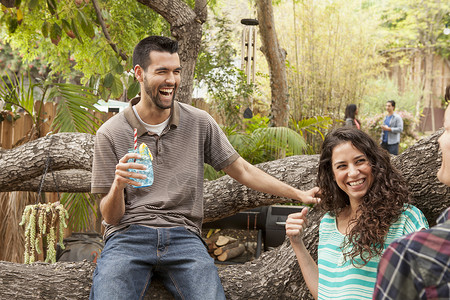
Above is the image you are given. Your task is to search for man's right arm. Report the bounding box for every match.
[99,152,147,225]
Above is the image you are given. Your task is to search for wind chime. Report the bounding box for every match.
[240,18,259,118]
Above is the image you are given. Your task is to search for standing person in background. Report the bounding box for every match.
[344,104,361,129]
[373,103,450,300]
[380,100,403,155]
[285,127,428,300]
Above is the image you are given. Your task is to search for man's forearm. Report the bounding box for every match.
[224,157,316,204]
[100,182,126,225]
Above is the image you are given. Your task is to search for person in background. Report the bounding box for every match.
[372,104,450,300]
[344,104,361,129]
[381,100,403,155]
[285,127,428,300]
[90,36,320,300]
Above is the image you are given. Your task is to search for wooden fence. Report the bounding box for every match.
[0,99,217,150]
[0,101,117,150]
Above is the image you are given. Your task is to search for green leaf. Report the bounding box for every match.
[110,76,123,99]
[87,75,97,89]
[103,73,114,88]
[7,16,18,33]
[108,56,118,71]
[61,19,75,39]
[41,21,50,38]
[125,56,134,72]
[0,71,36,121]
[114,63,123,75]
[50,22,62,45]
[28,0,38,10]
[127,81,140,99]
[71,18,83,44]
[46,0,56,15]
[77,10,95,39]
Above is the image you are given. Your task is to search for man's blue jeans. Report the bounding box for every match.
[90,225,226,300]
[381,142,399,155]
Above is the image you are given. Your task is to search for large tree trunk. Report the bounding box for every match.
[137,0,207,105]
[256,0,289,127]
[0,130,448,299]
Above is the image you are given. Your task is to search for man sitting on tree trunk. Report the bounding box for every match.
[89,36,319,300]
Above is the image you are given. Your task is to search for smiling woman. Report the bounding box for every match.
[331,142,373,209]
[285,127,429,300]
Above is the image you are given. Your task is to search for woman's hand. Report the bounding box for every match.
[285,207,309,245]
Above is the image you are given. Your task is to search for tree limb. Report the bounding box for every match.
[91,0,128,61]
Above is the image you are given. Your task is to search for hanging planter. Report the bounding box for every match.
[19,202,68,264]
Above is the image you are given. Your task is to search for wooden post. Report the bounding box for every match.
[1,120,13,149]
[0,120,3,148]
[42,102,55,136]
[34,101,45,138]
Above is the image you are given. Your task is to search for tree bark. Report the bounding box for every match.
[256,0,289,127]
[136,0,207,105]
[0,130,449,299]
[0,133,94,193]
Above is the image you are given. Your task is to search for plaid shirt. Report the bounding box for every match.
[373,207,450,300]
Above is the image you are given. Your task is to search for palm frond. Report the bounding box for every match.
[290,115,333,139]
[60,193,98,232]
[0,72,37,120]
[49,83,101,134]
[253,127,308,158]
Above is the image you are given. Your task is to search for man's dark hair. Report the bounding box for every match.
[133,36,179,71]
[387,100,396,108]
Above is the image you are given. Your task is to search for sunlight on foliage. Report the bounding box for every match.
[60,193,99,232]
[0,72,36,118]
[49,83,101,134]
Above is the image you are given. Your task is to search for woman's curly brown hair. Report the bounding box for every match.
[317,127,410,266]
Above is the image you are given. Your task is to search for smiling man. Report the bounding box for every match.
[89,36,320,300]
[380,100,403,155]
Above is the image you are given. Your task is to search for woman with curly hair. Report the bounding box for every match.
[285,127,428,300]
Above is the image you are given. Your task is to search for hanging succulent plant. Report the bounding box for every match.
[19,202,68,264]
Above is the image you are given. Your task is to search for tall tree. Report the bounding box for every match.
[256,0,289,127]
[0,0,208,104]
